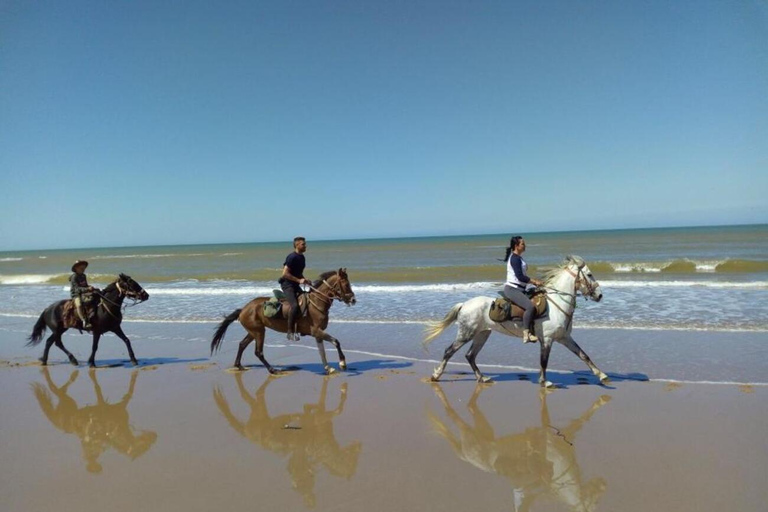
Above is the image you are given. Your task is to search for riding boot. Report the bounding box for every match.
[523,329,538,343]
[286,308,297,341]
[77,306,90,330]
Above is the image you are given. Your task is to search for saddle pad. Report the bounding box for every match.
[489,293,548,323]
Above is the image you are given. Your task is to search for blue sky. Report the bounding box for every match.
[1,0,766,250]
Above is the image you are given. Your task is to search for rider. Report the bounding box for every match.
[501,236,544,344]
[279,237,310,341]
[69,260,96,329]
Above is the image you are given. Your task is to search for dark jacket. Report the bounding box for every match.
[69,273,90,298]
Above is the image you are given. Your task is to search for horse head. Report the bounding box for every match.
[118,273,150,302]
[336,268,356,305]
[566,256,602,302]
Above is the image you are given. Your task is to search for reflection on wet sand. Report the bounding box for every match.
[32,367,157,473]
[428,385,610,512]
[213,373,361,509]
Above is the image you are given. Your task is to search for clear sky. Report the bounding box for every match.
[1,0,766,250]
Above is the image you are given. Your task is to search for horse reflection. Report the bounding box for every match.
[213,374,361,508]
[428,385,610,512]
[32,367,157,473]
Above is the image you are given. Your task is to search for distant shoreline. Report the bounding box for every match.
[2,222,766,254]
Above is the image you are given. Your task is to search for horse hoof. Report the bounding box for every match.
[325,367,336,375]
[430,375,441,382]
[540,380,555,388]
[70,359,79,367]
[478,376,493,384]
[600,375,611,385]
[130,360,139,367]
[339,361,347,371]
[234,365,246,372]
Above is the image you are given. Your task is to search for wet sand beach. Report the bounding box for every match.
[1,319,767,512]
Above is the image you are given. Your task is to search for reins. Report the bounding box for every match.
[541,264,594,331]
[95,280,147,319]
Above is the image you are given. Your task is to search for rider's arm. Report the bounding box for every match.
[282,266,306,284]
[509,256,531,284]
[70,274,91,294]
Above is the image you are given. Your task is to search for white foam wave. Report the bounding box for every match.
[600,280,768,289]
[219,253,244,257]
[146,286,276,296]
[91,253,207,260]
[0,274,61,285]
[612,264,663,273]
[0,257,23,262]
[354,282,497,293]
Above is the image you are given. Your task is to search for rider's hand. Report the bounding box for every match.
[300,278,309,285]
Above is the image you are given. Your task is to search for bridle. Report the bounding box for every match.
[97,279,148,319]
[564,264,598,299]
[544,262,599,330]
[306,276,354,311]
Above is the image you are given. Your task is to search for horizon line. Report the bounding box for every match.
[2,221,766,253]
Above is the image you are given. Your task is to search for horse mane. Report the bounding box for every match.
[313,271,338,288]
[541,255,585,285]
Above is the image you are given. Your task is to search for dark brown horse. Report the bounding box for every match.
[27,274,149,367]
[210,269,356,374]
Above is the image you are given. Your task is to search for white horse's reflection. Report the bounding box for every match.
[428,385,610,512]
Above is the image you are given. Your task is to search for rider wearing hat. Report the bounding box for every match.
[70,260,96,329]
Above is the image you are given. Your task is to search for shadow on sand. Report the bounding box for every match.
[436,369,649,388]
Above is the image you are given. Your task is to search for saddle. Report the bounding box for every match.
[489,290,548,323]
[61,299,92,331]
[263,289,309,319]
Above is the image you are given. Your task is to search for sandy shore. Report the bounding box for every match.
[1,318,766,512]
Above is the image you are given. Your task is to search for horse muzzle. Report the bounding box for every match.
[140,290,150,301]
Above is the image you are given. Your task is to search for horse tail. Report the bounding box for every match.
[211,309,242,355]
[26,312,48,346]
[422,303,463,348]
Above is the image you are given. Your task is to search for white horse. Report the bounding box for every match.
[424,255,610,387]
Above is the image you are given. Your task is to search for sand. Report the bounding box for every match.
[1,318,766,512]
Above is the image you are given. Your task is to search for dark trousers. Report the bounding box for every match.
[503,284,535,330]
[281,281,301,332]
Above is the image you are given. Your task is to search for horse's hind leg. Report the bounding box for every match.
[54,336,79,366]
[233,334,254,371]
[466,330,492,383]
[431,329,472,382]
[251,328,277,374]
[561,335,610,384]
[39,333,57,365]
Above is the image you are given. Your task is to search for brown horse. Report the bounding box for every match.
[210,268,356,374]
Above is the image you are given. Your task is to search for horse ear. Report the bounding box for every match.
[338,267,343,275]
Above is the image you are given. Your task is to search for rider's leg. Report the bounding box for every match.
[74,297,90,329]
[503,285,537,343]
[282,282,299,340]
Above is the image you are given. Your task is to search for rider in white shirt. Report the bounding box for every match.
[501,236,543,343]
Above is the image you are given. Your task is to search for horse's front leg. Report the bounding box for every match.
[88,332,102,368]
[112,326,138,366]
[314,336,334,375]
[561,335,610,384]
[539,338,554,388]
[315,330,347,371]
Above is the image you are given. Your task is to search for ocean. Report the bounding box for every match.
[1,224,767,332]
